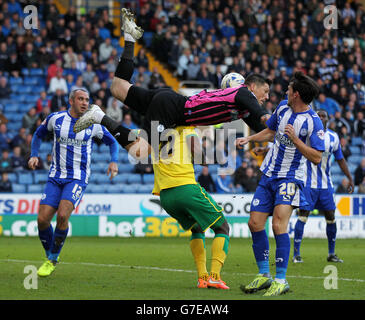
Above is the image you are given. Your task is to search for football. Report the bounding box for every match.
[220,72,245,89]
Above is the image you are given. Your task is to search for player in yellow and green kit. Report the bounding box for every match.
[152,126,230,289]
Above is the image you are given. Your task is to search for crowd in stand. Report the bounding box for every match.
[0,0,364,194]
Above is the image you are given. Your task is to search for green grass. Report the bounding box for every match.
[0,237,364,300]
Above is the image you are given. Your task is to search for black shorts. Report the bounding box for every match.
[124,86,187,142]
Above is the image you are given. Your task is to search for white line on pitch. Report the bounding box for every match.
[1,259,364,283]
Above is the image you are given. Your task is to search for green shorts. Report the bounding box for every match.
[160,184,225,232]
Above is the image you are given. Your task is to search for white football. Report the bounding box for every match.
[220,72,245,89]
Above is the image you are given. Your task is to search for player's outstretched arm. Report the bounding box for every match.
[236,128,275,149]
[107,162,119,180]
[337,158,354,193]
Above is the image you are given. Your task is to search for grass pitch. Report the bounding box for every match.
[0,237,364,300]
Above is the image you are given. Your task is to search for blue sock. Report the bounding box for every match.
[48,227,69,262]
[251,230,270,275]
[293,220,306,256]
[38,225,54,258]
[326,222,337,255]
[275,233,290,280]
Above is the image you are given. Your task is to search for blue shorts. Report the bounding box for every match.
[301,187,336,211]
[250,175,308,214]
[40,177,87,209]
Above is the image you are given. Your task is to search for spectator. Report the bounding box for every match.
[215,173,234,194]
[36,91,51,113]
[336,178,350,194]
[233,160,249,189]
[99,37,113,63]
[0,76,11,99]
[48,70,68,94]
[0,124,12,152]
[106,98,123,123]
[339,137,352,161]
[50,88,67,113]
[354,112,365,138]
[0,104,8,125]
[89,75,101,94]
[46,59,63,85]
[95,63,109,83]
[241,167,259,192]
[43,153,52,171]
[0,172,12,192]
[149,67,165,89]
[121,113,138,130]
[22,107,38,133]
[177,48,193,79]
[187,55,201,80]
[0,149,12,173]
[197,166,216,193]
[63,46,78,69]
[358,177,365,194]
[21,42,38,68]
[10,127,26,149]
[314,93,341,118]
[82,63,96,88]
[135,47,149,69]
[6,51,21,77]
[354,158,365,186]
[11,145,25,171]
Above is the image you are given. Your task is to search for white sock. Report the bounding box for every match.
[274,278,286,284]
[124,32,135,42]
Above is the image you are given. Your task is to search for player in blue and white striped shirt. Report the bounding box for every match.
[236,72,325,296]
[293,109,354,264]
[28,89,119,277]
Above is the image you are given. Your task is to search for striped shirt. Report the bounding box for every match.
[183,85,267,132]
[32,110,118,184]
[261,100,325,181]
[304,129,343,189]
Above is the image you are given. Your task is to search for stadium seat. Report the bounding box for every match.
[121,184,138,193]
[12,183,26,193]
[349,146,360,155]
[21,68,30,76]
[142,174,155,184]
[137,184,153,193]
[24,77,39,86]
[17,172,33,184]
[27,185,43,193]
[92,162,106,173]
[7,172,17,183]
[9,77,23,85]
[120,153,130,163]
[39,143,52,152]
[111,173,129,184]
[5,103,19,112]
[94,173,110,184]
[33,171,48,184]
[119,163,135,173]
[29,68,44,76]
[351,137,363,146]
[127,174,142,184]
[92,153,106,163]
[105,184,123,193]
[87,184,106,193]
[348,155,363,164]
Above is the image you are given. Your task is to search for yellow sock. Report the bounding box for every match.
[210,234,229,280]
[190,237,208,279]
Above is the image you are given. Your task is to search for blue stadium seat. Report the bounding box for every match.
[5,103,19,112]
[94,173,110,184]
[9,77,23,85]
[105,184,123,193]
[7,121,21,131]
[348,155,363,164]
[120,153,130,163]
[12,183,26,193]
[18,172,33,184]
[92,162,106,173]
[27,185,43,193]
[127,174,142,184]
[99,144,110,153]
[88,184,106,193]
[39,143,52,152]
[349,146,360,155]
[21,68,30,76]
[33,171,48,184]
[111,173,129,184]
[29,68,44,76]
[121,184,138,193]
[24,77,39,86]
[8,172,17,183]
[351,137,363,146]
[119,163,134,173]
[142,174,155,184]
[92,153,106,163]
[137,184,153,193]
